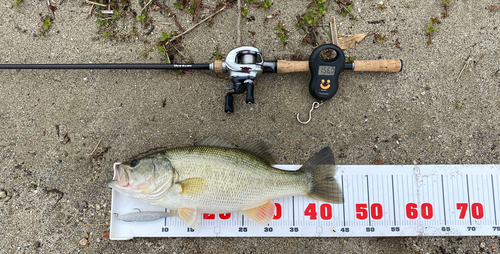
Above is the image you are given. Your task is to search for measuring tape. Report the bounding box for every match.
[109,164,500,239]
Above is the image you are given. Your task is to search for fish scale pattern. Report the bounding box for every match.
[155,146,309,213]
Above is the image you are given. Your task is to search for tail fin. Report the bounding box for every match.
[299,147,343,204]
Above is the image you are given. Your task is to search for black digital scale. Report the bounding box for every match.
[308,44,345,101]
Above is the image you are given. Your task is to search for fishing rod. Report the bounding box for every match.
[0,44,402,113]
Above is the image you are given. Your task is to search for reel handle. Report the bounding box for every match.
[245,80,255,104]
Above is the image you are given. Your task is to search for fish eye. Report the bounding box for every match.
[130,159,139,167]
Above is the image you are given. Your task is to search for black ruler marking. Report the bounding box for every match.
[492,174,498,225]
[391,175,396,226]
[341,175,345,227]
[164,208,168,226]
[292,196,295,227]
[441,175,447,225]
[367,175,371,226]
[466,174,472,225]
[242,215,244,227]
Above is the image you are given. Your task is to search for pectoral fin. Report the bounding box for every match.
[242,201,275,226]
[178,208,201,229]
[177,178,207,196]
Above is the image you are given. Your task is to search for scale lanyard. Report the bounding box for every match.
[109,164,500,239]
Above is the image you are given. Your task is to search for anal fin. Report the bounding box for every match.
[178,208,201,229]
[242,201,275,226]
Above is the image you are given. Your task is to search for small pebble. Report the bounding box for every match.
[0,190,6,199]
[480,242,486,248]
[79,238,88,246]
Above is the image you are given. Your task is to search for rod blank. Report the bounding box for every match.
[0,64,211,70]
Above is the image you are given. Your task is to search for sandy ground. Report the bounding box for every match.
[1,0,500,253]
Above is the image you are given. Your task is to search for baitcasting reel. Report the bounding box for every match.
[209,46,274,113]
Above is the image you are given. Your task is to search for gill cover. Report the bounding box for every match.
[109,155,176,204]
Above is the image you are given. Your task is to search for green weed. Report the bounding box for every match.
[41,15,51,30]
[157,44,166,54]
[296,0,329,27]
[442,0,452,17]
[38,15,53,35]
[373,33,385,43]
[245,0,273,10]
[425,18,440,45]
[274,21,289,47]
[186,1,197,14]
[346,56,356,62]
[261,0,273,10]
[11,0,22,6]
[173,2,184,9]
[160,31,172,42]
[136,11,146,21]
[342,4,353,16]
[96,0,129,25]
[174,0,196,14]
[213,51,221,60]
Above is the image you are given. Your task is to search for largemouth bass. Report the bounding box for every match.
[108,137,343,228]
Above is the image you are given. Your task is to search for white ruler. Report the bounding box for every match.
[109,164,500,239]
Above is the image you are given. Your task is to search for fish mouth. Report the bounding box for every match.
[108,163,132,188]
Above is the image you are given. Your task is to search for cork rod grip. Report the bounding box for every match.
[353,59,403,72]
[277,60,309,73]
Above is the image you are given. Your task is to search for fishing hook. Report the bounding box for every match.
[297,102,321,124]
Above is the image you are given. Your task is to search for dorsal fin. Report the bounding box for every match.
[239,140,277,165]
[195,136,236,148]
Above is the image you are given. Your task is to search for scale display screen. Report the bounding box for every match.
[318,65,336,76]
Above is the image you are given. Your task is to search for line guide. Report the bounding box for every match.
[109,164,500,239]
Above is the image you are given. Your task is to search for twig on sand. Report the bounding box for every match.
[85,0,107,7]
[339,3,356,19]
[47,0,55,20]
[91,139,102,156]
[195,0,202,23]
[165,6,227,47]
[155,3,185,32]
[237,0,241,46]
[143,5,227,55]
[456,54,472,82]
[330,16,338,45]
[140,0,153,14]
